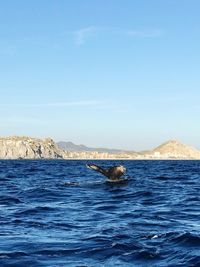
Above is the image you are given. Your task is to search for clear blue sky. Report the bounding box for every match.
[1,0,200,150]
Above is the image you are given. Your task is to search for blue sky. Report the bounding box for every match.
[1,0,200,150]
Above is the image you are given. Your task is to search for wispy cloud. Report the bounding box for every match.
[0,117,47,124]
[123,29,163,38]
[1,100,103,108]
[72,26,163,46]
[32,100,102,108]
[74,26,97,46]
[0,45,17,56]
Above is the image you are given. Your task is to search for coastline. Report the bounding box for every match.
[1,136,200,160]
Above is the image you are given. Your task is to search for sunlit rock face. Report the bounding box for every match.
[143,140,200,159]
[0,137,200,160]
[0,136,65,159]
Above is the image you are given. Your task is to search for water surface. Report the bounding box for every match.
[0,160,200,266]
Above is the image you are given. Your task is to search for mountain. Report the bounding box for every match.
[1,136,200,160]
[141,140,200,159]
[0,136,65,159]
[57,141,127,154]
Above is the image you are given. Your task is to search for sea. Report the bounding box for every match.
[0,160,200,267]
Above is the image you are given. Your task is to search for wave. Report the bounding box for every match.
[1,160,200,266]
[0,195,23,205]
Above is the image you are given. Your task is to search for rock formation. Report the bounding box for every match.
[0,136,200,160]
[140,140,200,159]
[0,136,65,159]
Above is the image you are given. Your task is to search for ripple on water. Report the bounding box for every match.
[1,160,200,267]
[0,195,23,205]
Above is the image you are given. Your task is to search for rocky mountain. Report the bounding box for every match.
[0,136,200,160]
[140,140,200,159]
[0,136,65,159]
[57,141,127,154]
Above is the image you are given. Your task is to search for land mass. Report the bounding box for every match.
[1,136,200,160]
[57,141,129,154]
[0,136,65,159]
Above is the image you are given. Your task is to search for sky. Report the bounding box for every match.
[1,0,200,151]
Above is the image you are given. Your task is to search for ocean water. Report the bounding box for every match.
[0,160,200,267]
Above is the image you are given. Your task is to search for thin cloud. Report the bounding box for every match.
[37,100,101,107]
[124,29,163,37]
[0,117,47,124]
[74,26,97,46]
[1,100,102,108]
[0,45,17,56]
[72,26,163,45]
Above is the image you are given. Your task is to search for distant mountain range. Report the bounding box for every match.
[57,139,200,159]
[57,141,128,154]
[1,136,200,159]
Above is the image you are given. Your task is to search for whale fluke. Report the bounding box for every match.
[86,163,126,181]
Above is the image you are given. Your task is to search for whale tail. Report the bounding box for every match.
[86,163,108,177]
[86,163,126,180]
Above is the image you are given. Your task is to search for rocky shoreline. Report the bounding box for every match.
[0,136,200,160]
[0,136,65,159]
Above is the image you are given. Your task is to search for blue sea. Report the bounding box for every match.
[1,160,200,267]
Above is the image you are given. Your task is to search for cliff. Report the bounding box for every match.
[0,136,200,160]
[140,140,200,159]
[0,136,65,159]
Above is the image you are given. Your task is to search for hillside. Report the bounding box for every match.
[0,136,65,159]
[1,136,200,160]
[57,141,127,154]
[142,140,200,159]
